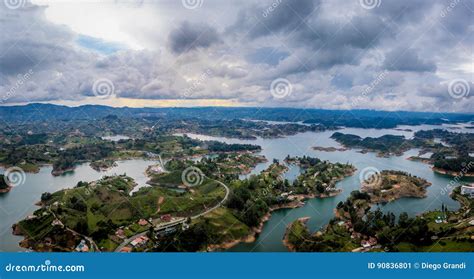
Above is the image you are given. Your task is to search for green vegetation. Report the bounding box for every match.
[332,130,474,176]
[285,184,474,252]
[330,132,416,157]
[15,175,226,251]
[152,207,251,252]
[286,156,355,197]
[0,175,10,192]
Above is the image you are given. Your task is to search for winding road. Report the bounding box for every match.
[114,177,230,252]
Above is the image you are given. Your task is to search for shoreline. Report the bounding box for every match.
[208,200,305,251]
[0,163,42,174]
[282,217,310,252]
[0,186,13,193]
[312,146,348,152]
[432,167,474,177]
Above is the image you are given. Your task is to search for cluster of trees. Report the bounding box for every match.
[0,175,8,190]
[331,132,411,153]
[1,145,54,167]
[151,220,218,252]
[433,156,474,172]
[205,141,261,152]
[340,191,433,248]
[227,182,270,227]
[287,155,321,167]
[289,156,354,195]
[53,143,115,172]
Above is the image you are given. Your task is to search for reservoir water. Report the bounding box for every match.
[0,159,158,252]
[0,125,472,252]
[179,125,474,252]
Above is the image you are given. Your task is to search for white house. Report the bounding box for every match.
[460,184,474,198]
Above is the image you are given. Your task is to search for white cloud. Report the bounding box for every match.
[0,0,472,112]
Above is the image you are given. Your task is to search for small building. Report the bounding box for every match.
[119,247,132,253]
[51,219,63,227]
[361,240,371,248]
[115,228,126,239]
[160,214,172,222]
[368,237,377,246]
[460,184,474,198]
[75,240,89,252]
[138,219,148,226]
[130,236,149,247]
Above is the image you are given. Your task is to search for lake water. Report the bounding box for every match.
[0,159,158,252]
[0,125,472,252]
[179,125,474,252]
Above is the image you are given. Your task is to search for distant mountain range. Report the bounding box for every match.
[0,103,472,128]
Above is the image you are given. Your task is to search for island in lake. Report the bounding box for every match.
[361,170,432,204]
[0,174,12,193]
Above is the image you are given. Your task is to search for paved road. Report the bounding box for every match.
[191,179,230,220]
[114,178,229,252]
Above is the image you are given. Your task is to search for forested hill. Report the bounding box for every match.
[0,103,473,128]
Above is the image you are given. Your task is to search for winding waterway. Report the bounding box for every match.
[179,124,474,252]
[0,124,472,252]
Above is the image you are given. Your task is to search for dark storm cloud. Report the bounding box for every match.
[229,0,391,70]
[384,48,437,72]
[168,21,220,54]
[0,4,75,76]
[242,0,319,38]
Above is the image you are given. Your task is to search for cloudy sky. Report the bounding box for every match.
[0,0,472,112]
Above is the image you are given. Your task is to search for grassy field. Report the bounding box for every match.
[199,207,251,243]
